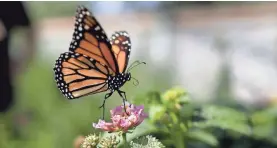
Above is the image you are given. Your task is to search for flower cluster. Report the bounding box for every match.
[98,135,119,148]
[80,134,119,148]
[161,86,190,112]
[129,135,165,148]
[93,102,147,133]
[81,134,99,148]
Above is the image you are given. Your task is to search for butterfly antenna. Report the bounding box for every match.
[127,61,146,72]
[131,77,139,86]
[127,60,140,71]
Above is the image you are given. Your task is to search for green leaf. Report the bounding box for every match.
[201,105,248,122]
[250,107,277,141]
[180,95,191,104]
[169,112,178,124]
[193,105,251,136]
[188,130,218,146]
[149,105,166,123]
[251,107,277,125]
[193,120,251,136]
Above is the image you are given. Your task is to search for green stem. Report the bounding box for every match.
[175,130,185,148]
[122,132,128,148]
[174,119,186,148]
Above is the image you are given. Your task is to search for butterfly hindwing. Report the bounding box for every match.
[54,51,110,99]
[110,31,131,73]
[69,6,119,74]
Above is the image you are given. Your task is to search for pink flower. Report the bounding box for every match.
[93,102,148,133]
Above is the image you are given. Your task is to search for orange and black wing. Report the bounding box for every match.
[53,52,112,99]
[110,31,131,73]
[69,6,119,74]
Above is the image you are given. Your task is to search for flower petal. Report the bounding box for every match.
[93,103,148,133]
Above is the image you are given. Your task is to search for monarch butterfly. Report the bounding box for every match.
[53,6,145,118]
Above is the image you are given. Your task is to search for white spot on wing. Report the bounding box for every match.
[95,26,100,31]
[78,26,82,31]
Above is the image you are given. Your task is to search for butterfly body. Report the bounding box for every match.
[107,73,131,92]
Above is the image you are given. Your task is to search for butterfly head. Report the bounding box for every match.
[126,72,131,81]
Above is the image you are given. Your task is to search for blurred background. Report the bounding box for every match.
[1,1,277,148]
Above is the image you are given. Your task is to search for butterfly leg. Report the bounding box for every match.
[117,90,129,115]
[118,90,127,101]
[99,92,113,120]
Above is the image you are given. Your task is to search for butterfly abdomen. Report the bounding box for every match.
[107,73,131,92]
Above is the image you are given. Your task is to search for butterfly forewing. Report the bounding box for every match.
[54,52,109,99]
[69,6,119,74]
[110,31,131,73]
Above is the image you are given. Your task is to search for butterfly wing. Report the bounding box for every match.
[110,31,131,73]
[54,52,113,99]
[69,6,119,74]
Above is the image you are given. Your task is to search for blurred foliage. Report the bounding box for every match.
[251,107,277,144]
[24,2,267,22]
[26,2,84,21]
[131,87,277,148]
[212,35,234,106]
